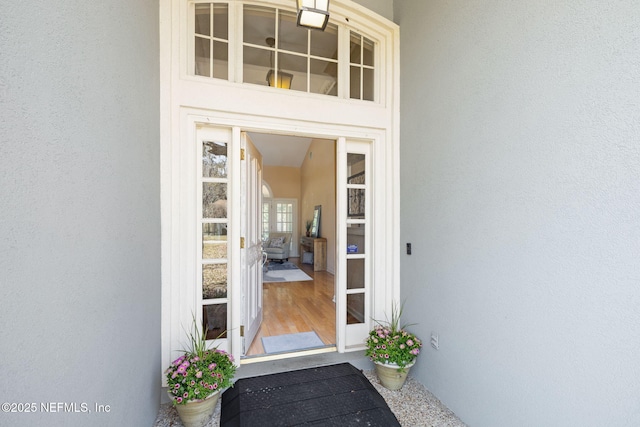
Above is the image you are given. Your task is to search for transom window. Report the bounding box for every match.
[191,1,377,101]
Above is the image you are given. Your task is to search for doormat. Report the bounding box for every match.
[220,363,401,427]
[261,331,324,354]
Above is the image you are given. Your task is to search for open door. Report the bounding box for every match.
[241,132,264,354]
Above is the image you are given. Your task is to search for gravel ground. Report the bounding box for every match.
[154,370,466,427]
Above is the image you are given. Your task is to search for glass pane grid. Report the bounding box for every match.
[193,4,379,101]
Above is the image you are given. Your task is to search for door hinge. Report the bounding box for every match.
[240,325,245,337]
[240,148,245,160]
[240,237,245,248]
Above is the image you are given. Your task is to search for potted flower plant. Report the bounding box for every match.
[365,302,422,390]
[165,316,236,427]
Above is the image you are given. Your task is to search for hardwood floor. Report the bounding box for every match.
[244,257,336,357]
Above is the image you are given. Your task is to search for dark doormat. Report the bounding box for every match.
[221,363,400,427]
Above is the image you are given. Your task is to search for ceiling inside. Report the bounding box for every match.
[248,132,313,167]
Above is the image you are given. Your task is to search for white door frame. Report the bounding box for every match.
[161,110,398,365]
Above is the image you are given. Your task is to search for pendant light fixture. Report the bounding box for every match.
[296,0,330,31]
[265,37,293,89]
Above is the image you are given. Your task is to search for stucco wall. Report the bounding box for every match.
[396,1,640,426]
[353,0,393,21]
[0,1,160,426]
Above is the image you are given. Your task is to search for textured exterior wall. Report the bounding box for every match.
[353,0,393,21]
[0,1,160,426]
[395,1,640,425]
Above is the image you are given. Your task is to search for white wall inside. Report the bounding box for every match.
[395,1,640,426]
[0,1,161,425]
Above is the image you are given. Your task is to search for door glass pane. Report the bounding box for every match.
[203,183,227,218]
[347,258,365,289]
[203,141,228,178]
[347,189,365,218]
[203,264,227,299]
[203,223,227,259]
[347,294,365,324]
[347,154,366,183]
[278,10,307,54]
[346,224,365,255]
[203,304,227,340]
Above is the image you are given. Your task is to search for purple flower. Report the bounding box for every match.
[176,397,183,404]
[213,383,218,389]
[174,383,180,389]
[400,344,406,349]
[196,371,203,378]
[183,392,189,398]
[209,363,217,370]
[407,339,414,346]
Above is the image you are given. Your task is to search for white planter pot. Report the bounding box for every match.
[168,391,220,427]
[373,361,415,391]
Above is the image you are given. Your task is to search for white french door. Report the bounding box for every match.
[336,138,372,350]
[240,132,264,354]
